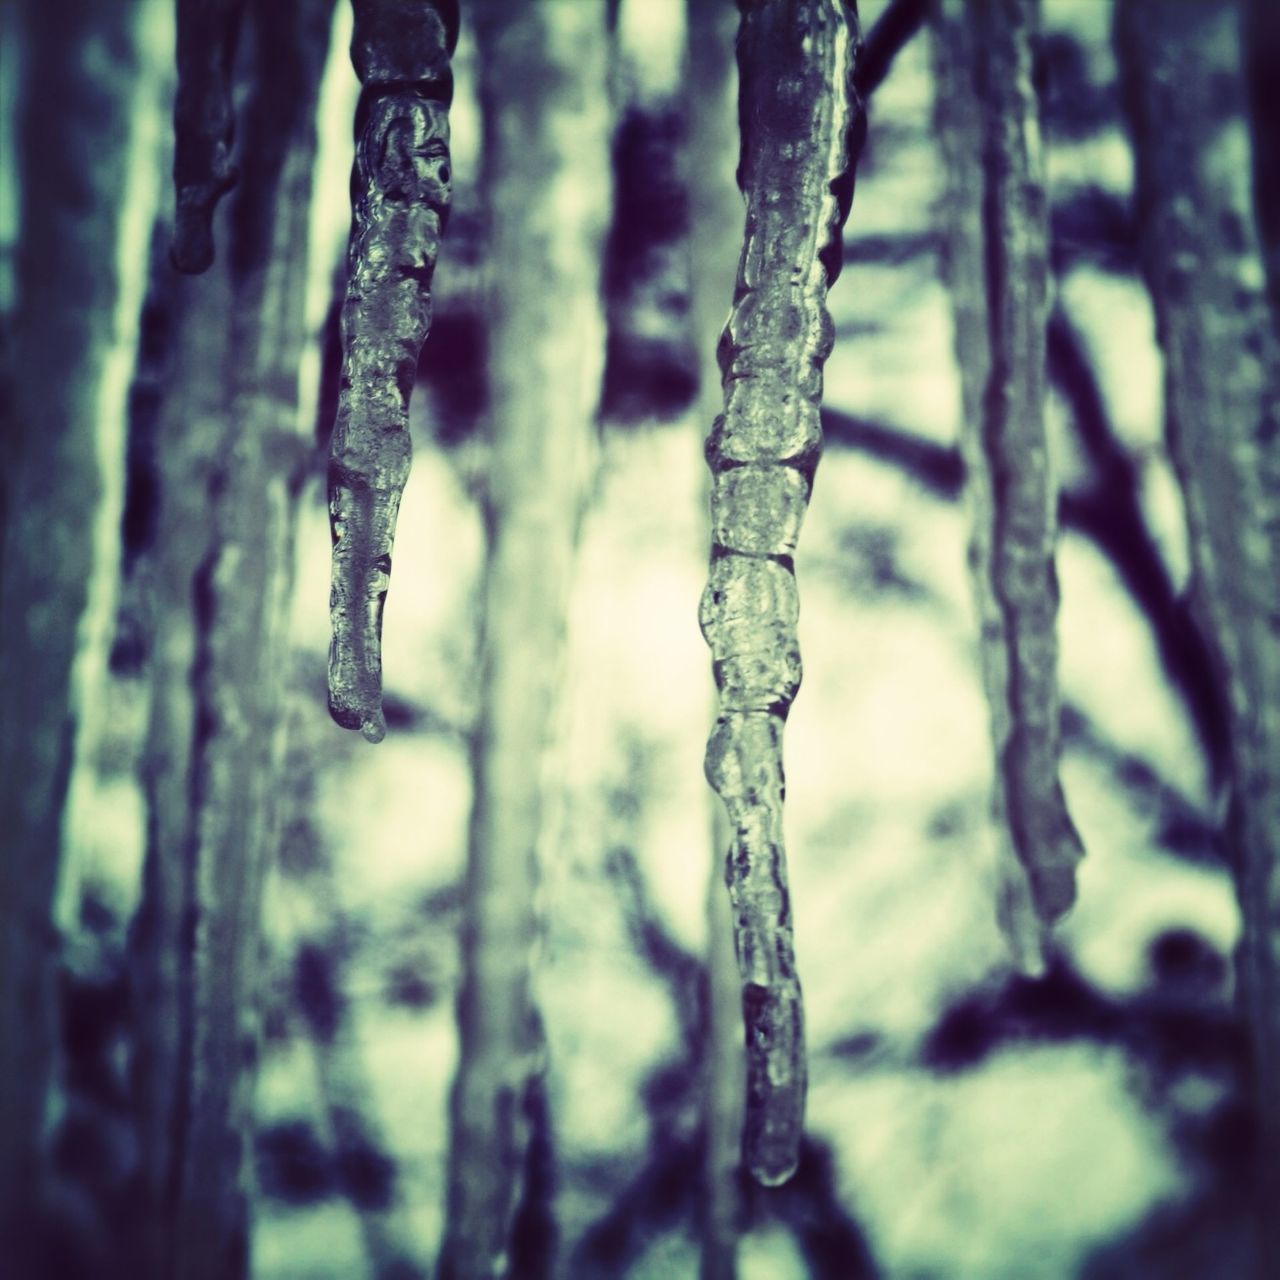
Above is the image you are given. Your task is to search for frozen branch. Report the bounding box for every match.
[699,0,864,1187]
[326,0,457,742]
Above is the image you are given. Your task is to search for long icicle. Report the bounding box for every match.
[933,0,1083,971]
[327,0,457,743]
[172,0,247,273]
[130,1,337,1271]
[699,0,863,1188]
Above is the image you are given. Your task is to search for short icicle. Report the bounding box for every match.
[699,0,864,1187]
[327,0,458,742]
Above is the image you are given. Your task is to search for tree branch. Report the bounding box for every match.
[854,0,929,100]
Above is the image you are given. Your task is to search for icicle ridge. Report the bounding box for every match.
[327,0,457,742]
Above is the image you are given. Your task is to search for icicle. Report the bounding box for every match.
[699,0,863,1188]
[933,0,1082,971]
[327,0,458,742]
[975,0,1084,946]
[172,0,246,273]
[131,2,338,1270]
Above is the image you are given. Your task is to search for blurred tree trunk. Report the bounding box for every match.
[440,4,610,1275]
[686,0,746,1274]
[0,0,152,1258]
[1115,2,1280,1273]
[932,0,1081,973]
[126,1,334,1273]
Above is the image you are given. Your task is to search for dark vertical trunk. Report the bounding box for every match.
[440,4,610,1275]
[932,0,1082,973]
[128,2,334,1273]
[1116,2,1280,1273]
[686,0,746,1272]
[0,0,147,1258]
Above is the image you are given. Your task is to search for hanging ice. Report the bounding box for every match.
[172,0,246,273]
[327,0,458,742]
[934,0,1084,969]
[699,0,863,1187]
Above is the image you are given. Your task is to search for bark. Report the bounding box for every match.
[686,0,746,1270]
[1115,2,1280,1271]
[327,0,458,743]
[932,0,1083,973]
[127,2,333,1274]
[439,4,610,1277]
[0,0,150,1255]
[699,0,863,1187]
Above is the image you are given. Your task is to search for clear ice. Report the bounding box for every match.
[327,0,458,741]
[699,0,863,1187]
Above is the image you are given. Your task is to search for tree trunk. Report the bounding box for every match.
[1115,2,1280,1273]
[127,2,334,1273]
[440,4,610,1275]
[0,0,152,1261]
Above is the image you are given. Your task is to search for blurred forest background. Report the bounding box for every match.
[2,0,1280,1276]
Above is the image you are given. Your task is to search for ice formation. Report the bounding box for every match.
[327,0,458,741]
[699,0,864,1187]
